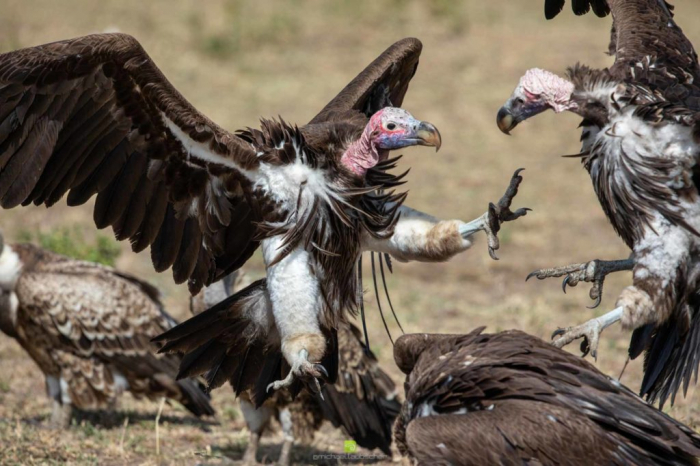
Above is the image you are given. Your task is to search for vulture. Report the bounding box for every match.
[393,328,700,466]
[496,0,700,406]
[191,272,400,466]
[0,232,214,426]
[0,33,528,402]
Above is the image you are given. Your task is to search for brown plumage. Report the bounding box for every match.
[394,328,700,466]
[0,33,440,399]
[498,0,700,407]
[0,238,214,426]
[190,273,400,465]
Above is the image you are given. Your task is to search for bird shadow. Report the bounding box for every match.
[20,408,218,431]
[211,442,390,465]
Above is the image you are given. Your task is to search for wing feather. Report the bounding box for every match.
[309,37,422,125]
[0,34,264,291]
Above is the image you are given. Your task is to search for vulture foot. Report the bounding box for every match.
[527,258,634,308]
[266,349,328,394]
[459,168,530,260]
[551,306,623,359]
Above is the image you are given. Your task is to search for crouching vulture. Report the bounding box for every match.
[191,272,400,465]
[394,328,700,466]
[0,34,528,403]
[0,232,214,426]
[496,0,700,406]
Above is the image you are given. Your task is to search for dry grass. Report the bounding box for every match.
[1,0,700,464]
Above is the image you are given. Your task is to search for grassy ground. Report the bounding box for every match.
[1,0,700,464]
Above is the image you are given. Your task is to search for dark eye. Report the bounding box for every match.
[386,123,396,130]
[515,97,524,105]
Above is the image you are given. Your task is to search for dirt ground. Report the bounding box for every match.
[1,0,700,464]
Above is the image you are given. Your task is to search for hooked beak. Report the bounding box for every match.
[415,121,442,152]
[497,105,518,135]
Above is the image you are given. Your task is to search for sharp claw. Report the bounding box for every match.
[562,276,570,294]
[551,328,566,340]
[314,364,329,380]
[489,247,499,261]
[513,168,525,176]
[587,295,602,309]
[526,271,538,282]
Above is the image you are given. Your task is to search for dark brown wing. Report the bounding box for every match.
[0,33,262,293]
[308,38,422,125]
[606,0,700,89]
[544,0,609,19]
[400,330,700,466]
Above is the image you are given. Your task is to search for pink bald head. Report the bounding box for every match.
[517,68,576,113]
[497,68,577,134]
[341,107,441,177]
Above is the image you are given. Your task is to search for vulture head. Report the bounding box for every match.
[341,107,441,176]
[497,68,576,134]
[394,333,461,375]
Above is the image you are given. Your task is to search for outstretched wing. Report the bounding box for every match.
[605,0,700,90]
[544,1,700,97]
[0,34,263,293]
[308,37,422,125]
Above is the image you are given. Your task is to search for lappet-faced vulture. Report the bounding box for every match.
[0,34,528,401]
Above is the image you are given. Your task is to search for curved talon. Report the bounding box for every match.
[562,276,569,294]
[551,327,566,340]
[314,364,329,380]
[587,295,602,309]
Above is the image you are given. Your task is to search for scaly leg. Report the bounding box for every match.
[50,400,72,428]
[527,257,635,308]
[551,306,623,359]
[266,349,329,394]
[459,168,530,260]
[277,407,294,466]
[242,431,262,466]
[239,398,274,466]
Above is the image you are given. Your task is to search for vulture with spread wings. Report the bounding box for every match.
[394,328,700,466]
[496,0,700,406]
[0,34,527,400]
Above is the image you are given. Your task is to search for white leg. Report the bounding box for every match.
[240,399,273,466]
[458,213,487,239]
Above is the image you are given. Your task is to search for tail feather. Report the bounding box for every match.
[176,378,216,417]
[154,279,282,404]
[316,323,401,455]
[638,294,700,408]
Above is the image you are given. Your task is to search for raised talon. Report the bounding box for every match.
[266,350,328,394]
[485,169,529,260]
[526,259,635,309]
[551,319,603,359]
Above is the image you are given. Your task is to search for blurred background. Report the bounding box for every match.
[1,0,699,464]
